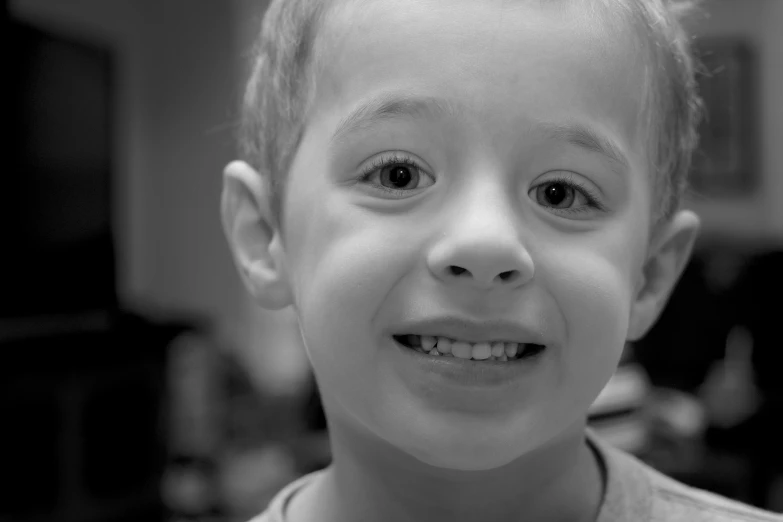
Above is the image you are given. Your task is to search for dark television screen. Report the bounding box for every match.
[4,20,117,317]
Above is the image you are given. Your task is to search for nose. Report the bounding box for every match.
[427,187,534,291]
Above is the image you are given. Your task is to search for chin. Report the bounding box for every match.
[397,429,528,471]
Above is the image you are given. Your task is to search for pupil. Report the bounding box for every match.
[545,184,566,205]
[388,166,412,187]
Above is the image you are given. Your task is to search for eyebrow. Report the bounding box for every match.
[329,93,631,171]
[330,92,465,145]
[537,120,630,172]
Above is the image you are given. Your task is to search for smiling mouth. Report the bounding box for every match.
[393,334,546,362]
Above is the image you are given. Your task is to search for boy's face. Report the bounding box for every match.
[226,0,698,470]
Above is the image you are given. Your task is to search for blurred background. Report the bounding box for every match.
[2,0,782,520]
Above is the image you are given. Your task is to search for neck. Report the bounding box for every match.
[299,406,605,522]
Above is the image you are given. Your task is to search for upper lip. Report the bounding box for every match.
[390,316,548,345]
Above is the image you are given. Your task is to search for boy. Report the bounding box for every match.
[221,0,781,520]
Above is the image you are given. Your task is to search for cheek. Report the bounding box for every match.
[283,189,420,400]
[287,196,405,320]
[542,245,636,403]
[556,253,633,337]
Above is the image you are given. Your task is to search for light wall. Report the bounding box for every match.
[684,0,783,242]
[10,0,311,396]
[10,1,246,341]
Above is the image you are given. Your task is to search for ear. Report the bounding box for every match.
[627,209,700,341]
[221,160,293,310]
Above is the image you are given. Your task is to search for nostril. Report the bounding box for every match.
[497,270,519,283]
[449,266,468,276]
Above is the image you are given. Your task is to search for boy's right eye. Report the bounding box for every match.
[358,152,435,196]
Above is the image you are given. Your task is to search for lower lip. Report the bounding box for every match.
[390,337,547,391]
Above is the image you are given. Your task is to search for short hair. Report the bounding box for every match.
[238,0,702,230]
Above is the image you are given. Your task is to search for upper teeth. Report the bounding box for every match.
[412,335,521,360]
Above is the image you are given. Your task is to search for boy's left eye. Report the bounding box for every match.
[358,153,434,195]
[529,174,605,215]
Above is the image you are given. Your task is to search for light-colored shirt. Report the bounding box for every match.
[248,432,781,521]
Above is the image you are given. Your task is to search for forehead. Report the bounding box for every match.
[310,0,647,155]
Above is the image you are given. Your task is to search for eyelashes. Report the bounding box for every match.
[359,153,423,180]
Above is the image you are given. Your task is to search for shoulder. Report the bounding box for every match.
[247,512,273,522]
[245,469,326,522]
[589,432,781,522]
[646,465,781,522]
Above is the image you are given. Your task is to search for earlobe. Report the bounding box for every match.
[627,210,700,341]
[221,160,293,310]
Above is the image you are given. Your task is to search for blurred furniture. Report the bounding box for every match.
[588,346,653,455]
[635,240,783,511]
[0,310,197,522]
[691,38,757,196]
[709,248,783,509]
